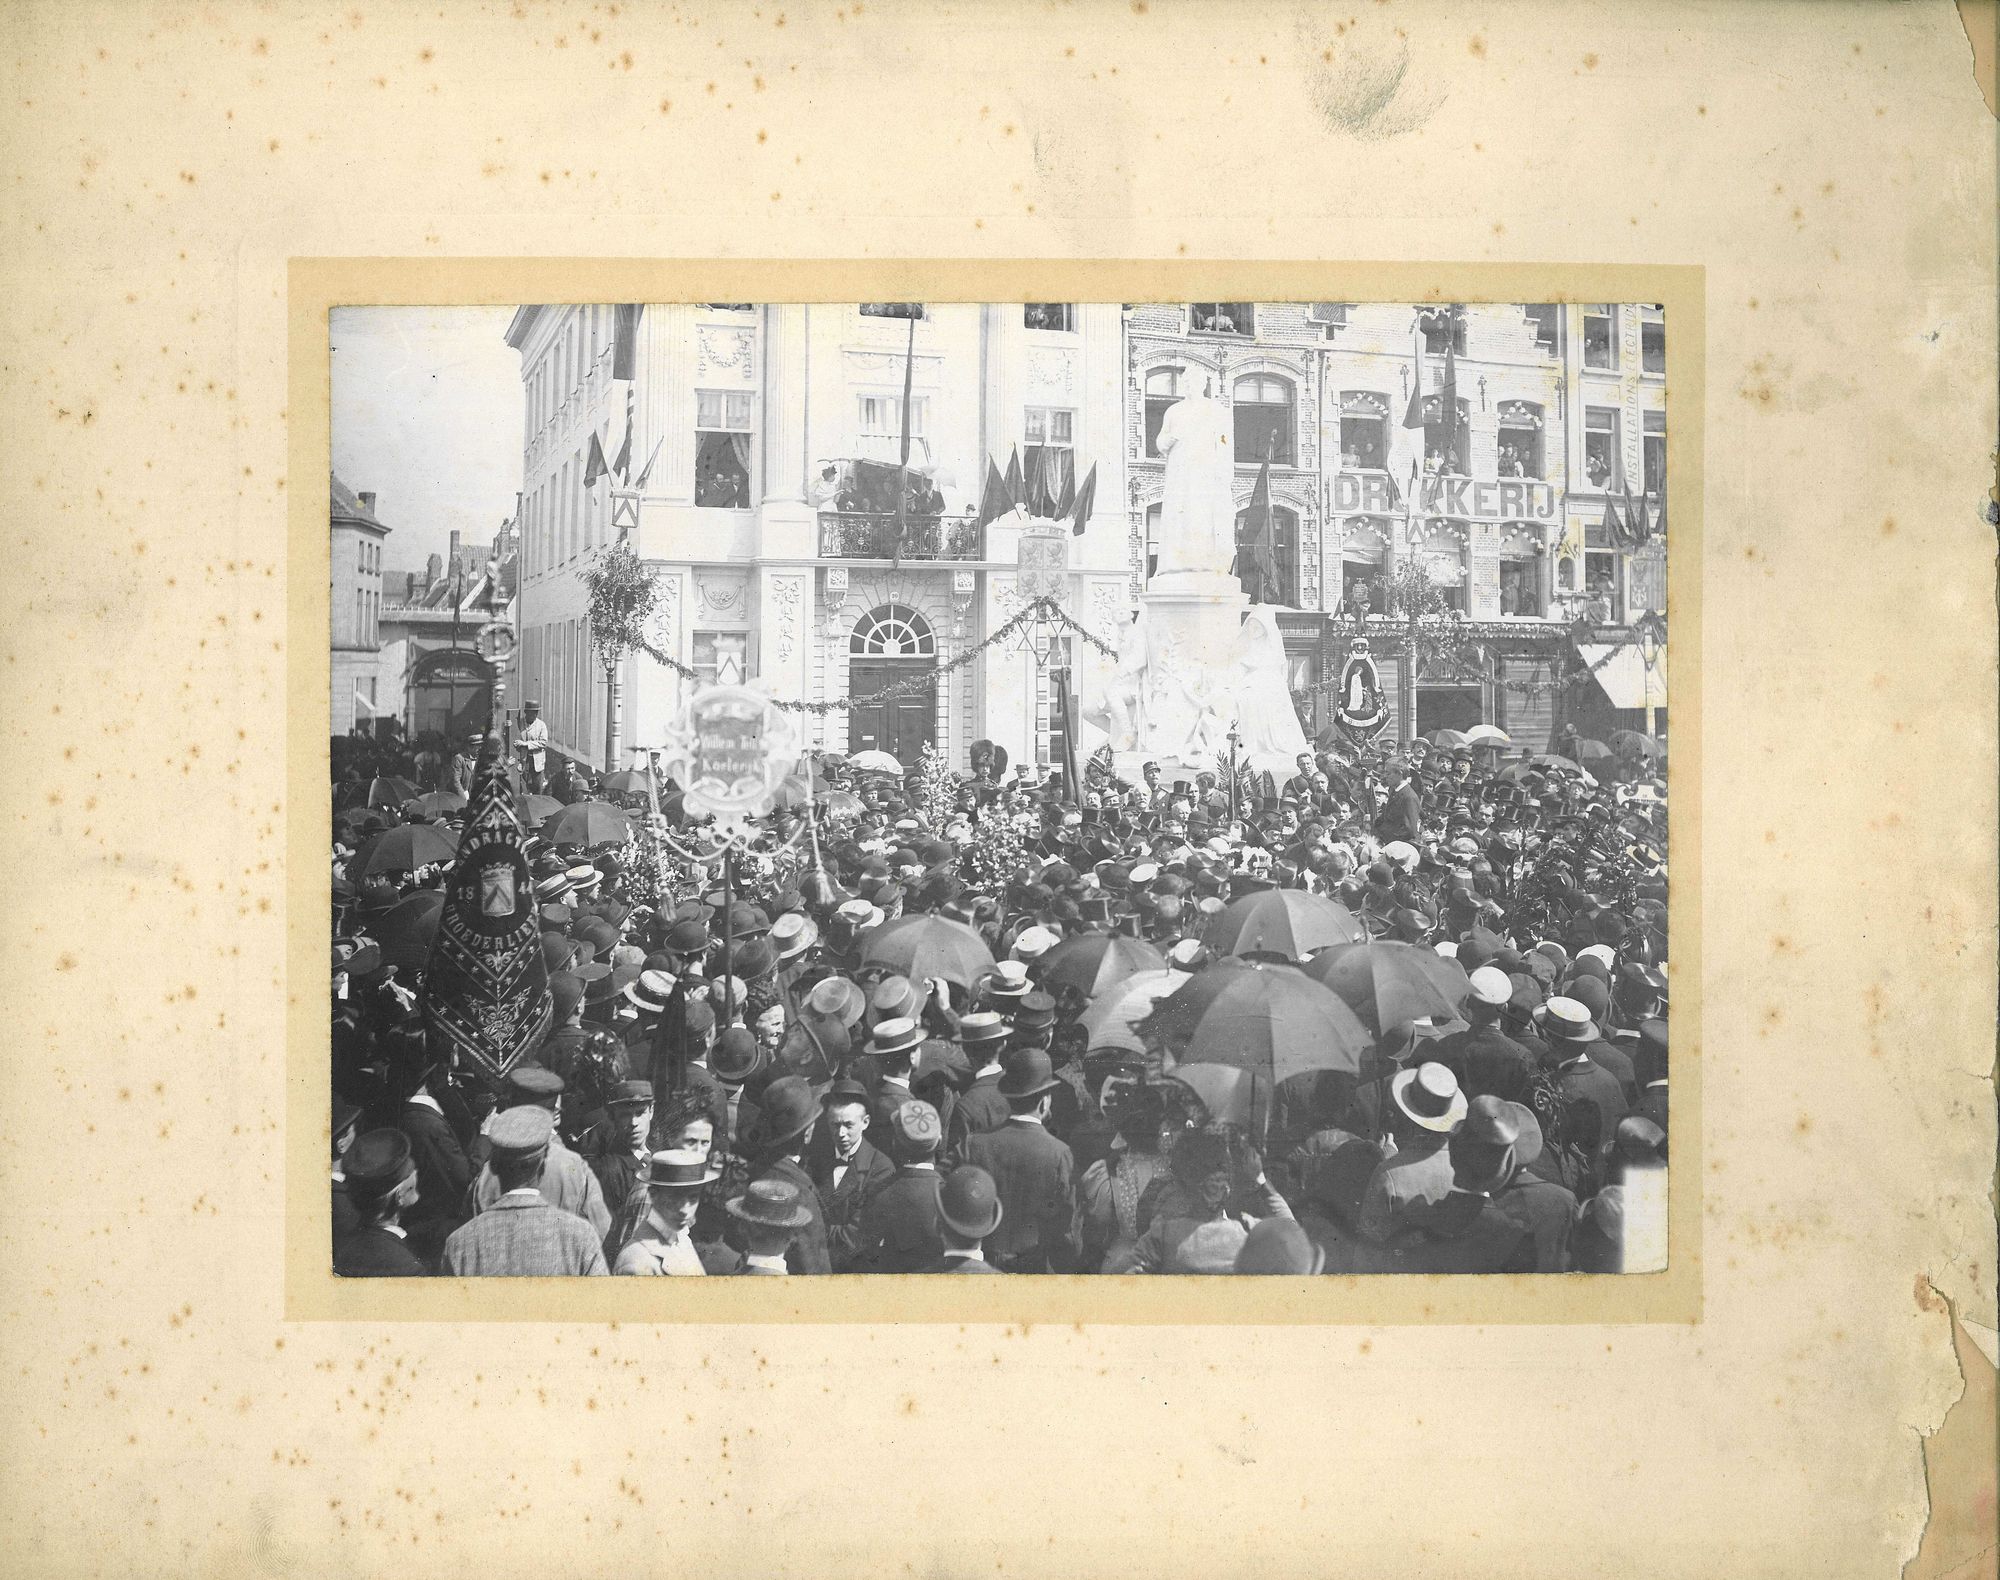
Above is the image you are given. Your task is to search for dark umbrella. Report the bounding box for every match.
[335,806,390,838]
[1575,739,1615,765]
[404,791,467,818]
[375,890,446,971]
[541,800,635,850]
[1610,729,1663,758]
[351,823,458,880]
[1144,957,1282,1045]
[858,914,997,991]
[519,793,564,824]
[1038,933,1167,999]
[1526,753,1581,772]
[365,774,421,810]
[1304,940,1472,1039]
[1208,890,1366,960]
[821,790,866,817]
[597,770,652,798]
[1179,962,1373,1087]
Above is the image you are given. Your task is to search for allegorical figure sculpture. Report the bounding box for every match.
[1228,603,1312,774]
[1150,381,1237,579]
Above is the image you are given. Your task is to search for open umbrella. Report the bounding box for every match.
[1304,940,1473,1039]
[1575,739,1615,765]
[1038,933,1167,999]
[1143,957,1278,1045]
[1208,890,1366,960]
[374,890,446,971]
[848,749,903,776]
[597,770,653,797]
[1179,962,1373,1087]
[403,791,466,818]
[1610,728,1663,758]
[859,913,997,991]
[335,806,390,838]
[541,800,635,850]
[1170,1063,1259,1128]
[1077,968,1187,1055]
[1425,728,1471,749]
[351,823,458,880]
[821,789,866,817]
[519,793,564,825]
[1463,724,1511,746]
[1526,752,1580,773]
[365,774,421,810]
[770,773,818,811]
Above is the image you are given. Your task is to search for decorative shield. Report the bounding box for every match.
[1334,637,1388,734]
[1017,528,1069,601]
[656,685,801,836]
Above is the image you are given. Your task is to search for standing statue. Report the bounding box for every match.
[1150,381,1237,579]
[1229,604,1312,774]
[1092,608,1151,751]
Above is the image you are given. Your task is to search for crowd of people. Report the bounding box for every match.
[331,714,1669,1279]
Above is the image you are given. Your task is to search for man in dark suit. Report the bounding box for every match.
[334,1130,427,1276]
[943,1012,1013,1161]
[397,1066,472,1265]
[743,1076,831,1275]
[1487,1100,1578,1271]
[861,1016,923,1153]
[809,1079,896,1272]
[1635,1021,1668,1134]
[923,1165,1006,1273]
[853,1100,947,1274]
[1372,765,1424,845]
[586,1080,655,1241]
[1428,967,1537,1104]
[1386,1102,1539,1274]
[963,1049,1078,1273]
[1543,997,1630,1157]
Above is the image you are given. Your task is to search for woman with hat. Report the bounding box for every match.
[1076,1082,1169,1273]
[1107,1124,1264,1274]
[613,1147,731,1276]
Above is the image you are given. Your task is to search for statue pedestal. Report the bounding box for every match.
[1112,572,1249,778]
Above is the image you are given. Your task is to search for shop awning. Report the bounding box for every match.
[1576,642,1667,709]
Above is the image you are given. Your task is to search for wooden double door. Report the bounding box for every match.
[847,660,936,765]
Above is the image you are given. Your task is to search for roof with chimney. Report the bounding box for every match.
[330,472,390,536]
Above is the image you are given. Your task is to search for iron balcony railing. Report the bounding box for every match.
[816,511,985,561]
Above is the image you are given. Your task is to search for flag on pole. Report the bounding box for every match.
[1622,477,1648,545]
[974,456,1014,530]
[1052,455,1077,520]
[1069,463,1098,537]
[1235,460,1280,604]
[1440,330,1460,469]
[612,386,635,481]
[1003,447,1025,510]
[1600,487,1628,548]
[583,431,610,488]
[632,436,665,490]
[612,304,642,381]
[423,740,555,1089]
[1402,313,1428,429]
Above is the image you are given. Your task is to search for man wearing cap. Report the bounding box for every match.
[586,1079,655,1237]
[1427,966,1536,1104]
[334,1129,427,1277]
[743,1074,831,1275]
[518,700,549,792]
[466,1067,612,1240]
[809,1078,895,1272]
[923,1165,1006,1273]
[1355,1062,1469,1244]
[853,1099,949,1274]
[443,1108,610,1276]
[613,1149,727,1276]
[961,1048,1078,1273]
[943,1011,1013,1158]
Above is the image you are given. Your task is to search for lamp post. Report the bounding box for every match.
[1226,727,1242,825]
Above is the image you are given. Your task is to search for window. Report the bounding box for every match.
[1641,306,1665,375]
[1584,551,1623,623]
[860,302,925,319]
[1423,396,1472,474]
[1307,303,1348,336]
[1419,541,1468,615]
[1233,374,1294,466]
[850,604,935,658]
[1024,406,1075,511]
[354,589,363,644]
[1643,411,1666,496]
[1190,302,1253,336]
[1338,391,1389,470]
[1420,305,1466,356]
[1143,365,1184,457]
[706,303,754,312]
[1584,407,1620,490]
[1024,303,1074,331]
[1144,503,1162,580]
[1233,503,1298,605]
[857,392,930,439]
[1341,557,1383,615]
[1499,557,1545,618]
[1525,304,1560,354]
[1583,304,1617,370]
[695,389,753,508]
[1497,401,1545,479]
[692,631,749,689]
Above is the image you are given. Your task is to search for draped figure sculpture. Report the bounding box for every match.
[1229,603,1313,774]
[1149,382,1237,580]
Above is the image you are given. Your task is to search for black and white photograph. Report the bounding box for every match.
[329,298,1671,1280]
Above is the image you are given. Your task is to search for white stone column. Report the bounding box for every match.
[758,303,817,561]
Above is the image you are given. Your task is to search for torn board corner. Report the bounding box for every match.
[1958,0,1998,118]
[1902,1278,1999,1580]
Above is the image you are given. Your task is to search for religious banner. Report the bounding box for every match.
[422,741,554,1088]
[1333,637,1389,734]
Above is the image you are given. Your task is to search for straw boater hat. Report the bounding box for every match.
[1542,996,1597,1042]
[1389,1062,1469,1133]
[622,968,675,1014]
[805,976,867,1028]
[770,911,819,961]
[725,1177,812,1231]
[646,1148,721,1190]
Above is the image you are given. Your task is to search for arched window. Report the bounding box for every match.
[1233,503,1299,605]
[1233,373,1295,466]
[1143,365,1185,457]
[1497,400,1545,479]
[1422,394,1472,475]
[850,604,935,658]
[1339,391,1390,470]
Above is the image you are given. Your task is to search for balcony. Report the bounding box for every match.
[817,511,984,562]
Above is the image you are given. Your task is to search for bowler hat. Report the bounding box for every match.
[725,1177,812,1231]
[732,938,778,981]
[664,918,712,956]
[646,1147,721,1189]
[754,1075,818,1150]
[1390,1062,1468,1133]
[936,1165,1004,1239]
[710,1027,763,1085]
[820,1078,872,1111]
[1450,1094,1523,1190]
[996,1046,1060,1098]
[344,1129,414,1200]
